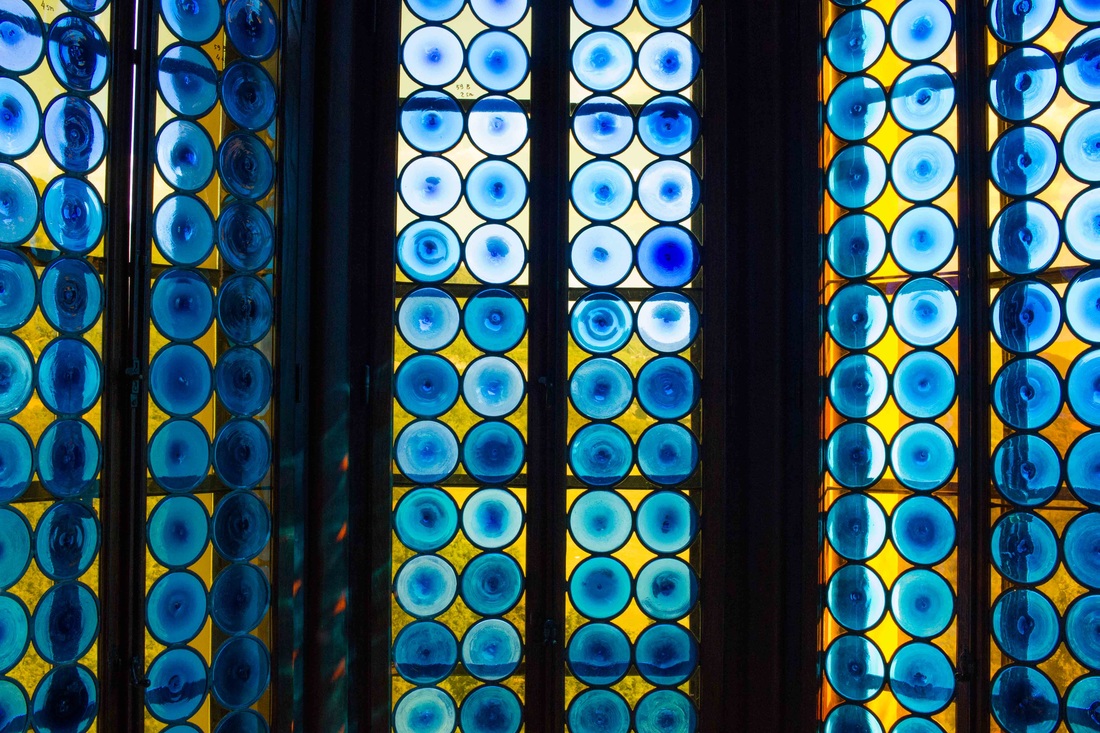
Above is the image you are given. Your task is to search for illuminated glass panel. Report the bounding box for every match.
[0,0,118,730]
[143,0,280,728]
[820,0,961,730]
[565,2,702,731]
[391,2,531,730]
[984,3,1100,730]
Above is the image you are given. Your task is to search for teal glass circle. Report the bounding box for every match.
[567,689,630,733]
[637,422,698,485]
[148,418,210,493]
[396,220,461,284]
[891,569,954,638]
[210,635,269,709]
[990,125,1058,197]
[0,594,27,673]
[993,433,1061,507]
[32,664,97,732]
[1065,109,1100,183]
[1067,270,1100,344]
[636,557,697,620]
[461,618,522,682]
[147,494,209,569]
[569,556,631,620]
[393,687,456,733]
[398,288,460,352]
[0,421,32,501]
[464,288,526,353]
[991,665,1058,733]
[823,704,884,733]
[1069,350,1100,427]
[569,357,633,420]
[1069,594,1100,671]
[37,419,100,499]
[892,277,957,348]
[0,677,27,733]
[0,336,32,419]
[462,420,525,484]
[635,623,698,686]
[990,199,1060,276]
[0,250,35,332]
[991,511,1059,585]
[459,684,521,733]
[35,501,97,582]
[890,0,953,62]
[461,552,523,616]
[826,9,886,73]
[569,423,633,487]
[827,283,889,350]
[889,642,955,714]
[394,487,459,553]
[461,487,523,550]
[890,718,945,733]
[989,0,1055,43]
[1070,433,1100,508]
[890,205,955,274]
[145,571,207,646]
[1065,28,1100,104]
[161,0,221,44]
[826,144,888,209]
[1066,188,1100,262]
[635,690,697,733]
[891,495,955,566]
[571,291,633,354]
[1066,513,1100,589]
[0,163,36,246]
[992,357,1061,430]
[827,493,887,561]
[393,620,458,685]
[826,422,887,489]
[636,491,697,555]
[891,134,956,202]
[569,490,632,554]
[637,356,699,420]
[1067,675,1100,732]
[890,421,956,491]
[826,563,886,631]
[152,194,215,266]
[43,176,105,255]
[826,75,887,141]
[991,588,1060,663]
[148,343,212,417]
[989,46,1057,122]
[394,553,457,619]
[462,355,525,419]
[394,420,459,484]
[145,647,207,722]
[566,622,631,686]
[827,213,888,279]
[157,44,218,118]
[0,507,28,590]
[395,354,460,419]
[221,60,277,132]
[824,634,885,701]
[893,350,956,419]
[829,354,889,419]
[890,63,955,132]
[32,581,97,664]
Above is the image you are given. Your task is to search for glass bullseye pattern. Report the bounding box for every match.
[393,2,531,729]
[565,3,702,730]
[144,0,281,728]
[985,4,1100,729]
[0,1,119,728]
[821,0,960,728]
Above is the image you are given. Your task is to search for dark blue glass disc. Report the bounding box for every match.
[32,581,95,664]
[43,176,105,255]
[0,77,38,159]
[1067,675,1100,733]
[221,61,277,131]
[568,556,631,620]
[217,274,273,345]
[989,46,1057,122]
[637,225,700,287]
[1069,351,1100,427]
[46,15,108,94]
[149,343,211,417]
[992,357,1061,430]
[462,420,524,484]
[212,489,271,562]
[40,258,101,336]
[225,0,278,60]
[460,552,523,616]
[458,685,521,733]
[566,622,630,686]
[37,419,99,499]
[158,44,218,118]
[889,642,955,714]
[146,571,206,646]
[990,199,1059,276]
[210,562,269,634]
[215,347,273,417]
[218,202,274,273]
[43,96,106,177]
[35,502,97,582]
[218,132,275,201]
[464,289,526,353]
[145,648,207,722]
[991,665,1058,733]
[569,423,632,487]
[0,676,28,733]
[32,664,96,733]
[827,213,887,278]
[991,511,1058,585]
[210,635,269,709]
[635,622,698,686]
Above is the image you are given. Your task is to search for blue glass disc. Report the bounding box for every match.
[394,554,457,619]
[637,292,699,354]
[993,433,1060,507]
[214,711,267,733]
[156,119,215,192]
[462,355,524,418]
[890,0,953,62]
[212,418,271,490]
[569,490,632,554]
[0,677,27,733]
[889,642,955,714]
[211,635,269,709]
[212,489,271,562]
[218,132,275,201]
[218,202,274,273]
[637,422,698,485]
[992,588,1059,662]
[568,690,629,733]
[401,90,464,154]
[221,61,277,132]
[393,687,455,733]
[153,194,215,266]
[637,557,698,620]
[637,31,700,93]
[43,176,105,255]
[1065,29,1100,104]
[34,501,97,582]
[147,494,209,569]
[149,343,212,417]
[636,491,696,555]
[824,634,885,701]
[1069,271,1100,344]
[570,291,632,354]
[150,268,213,341]
[890,63,955,131]
[398,288,460,351]
[891,569,953,638]
[990,125,1058,196]
[148,418,210,493]
[394,420,458,484]
[571,159,634,222]
[826,75,887,141]
[892,277,957,347]
[890,421,955,491]
[406,0,465,22]
[634,622,698,686]
[637,225,700,288]
[468,31,529,93]
[468,95,528,157]
[1070,433,1100,508]
[466,223,526,285]
[0,250,34,332]
[824,705,883,733]
[458,685,521,733]
[394,487,459,553]
[465,159,528,222]
[461,487,523,550]
[157,44,218,118]
[990,199,1059,275]
[991,511,1058,585]
[161,0,221,44]
[572,30,633,92]
[569,423,632,486]
[145,571,206,646]
[33,664,97,732]
[1067,676,1100,733]
[892,496,955,566]
[639,95,700,156]
[891,206,955,273]
[566,622,630,686]
[635,690,697,733]
[992,357,1061,430]
[460,552,523,616]
[0,163,36,245]
[0,0,42,74]
[997,668,1057,733]
[637,356,698,420]
[573,96,634,157]
[462,421,524,484]
[827,144,888,210]
[215,346,272,417]
[401,25,464,88]
[396,354,460,419]
[1066,0,1100,23]
[569,556,631,620]
[0,421,31,501]
[224,0,278,60]
[573,0,632,27]
[0,77,37,159]
[397,220,460,284]
[891,134,955,202]
[1068,350,1100,426]
[37,420,99,498]
[826,563,886,631]
[1066,109,1100,183]
[826,9,886,74]
[1068,595,1100,671]
[1066,513,1100,589]
[38,338,101,416]
[462,618,522,682]
[826,492,887,561]
[464,288,526,353]
[989,46,1057,122]
[34,581,97,663]
[826,422,887,488]
[0,507,28,589]
[399,156,462,218]
[41,257,102,335]
[1067,189,1100,262]
[891,718,945,733]
[0,336,31,418]
[827,213,887,278]
[145,647,207,722]
[989,0,1055,43]
[218,274,273,345]
[638,159,700,223]
[829,353,889,419]
[638,0,699,27]
[47,15,108,94]
[570,225,632,288]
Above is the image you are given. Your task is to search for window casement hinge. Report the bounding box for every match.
[125,358,143,408]
[543,618,557,646]
[130,656,150,689]
[955,650,974,682]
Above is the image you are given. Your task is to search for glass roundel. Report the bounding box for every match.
[143,0,283,727]
[391,0,533,726]
[820,0,961,726]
